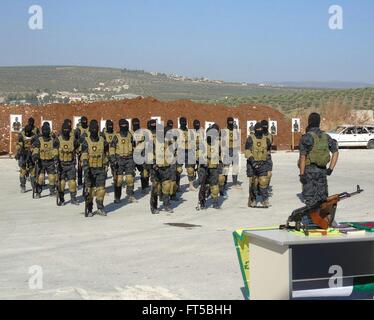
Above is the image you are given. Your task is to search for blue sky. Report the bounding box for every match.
[0,0,373,83]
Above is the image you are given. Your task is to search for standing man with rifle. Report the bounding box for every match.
[197,124,221,210]
[15,124,37,193]
[80,120,109,217]
[299,112,339,207]
[261,120,273,193]
[102,119,116,185]
[32,122,57,198]
[75,116,89,186]
[109,119,136,204]
[245,123,272,208]
[53,121,80,206]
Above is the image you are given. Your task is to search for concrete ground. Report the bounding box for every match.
[0,150,373,300]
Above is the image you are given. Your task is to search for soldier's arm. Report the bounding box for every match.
[52,137,59,159]
[244,137,253,159]
[80,140,89,168]
[299,134,312,175]
[74,128,80,141]
[32,138,40,160]
[16,133,24,154]
[328,135,339,171]
[109,135,117,157]
[74,138,79,151]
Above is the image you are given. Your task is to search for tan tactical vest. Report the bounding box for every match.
[87,136,105,168]
[103,129,115,144]
[21,132,34,151]
[251,135,268,161]
[114,133,133,157]
[180,129,191,150]
[207,144,220,169]
[78,125,90,138]
[58,135,75,162]
[39,137,54,161]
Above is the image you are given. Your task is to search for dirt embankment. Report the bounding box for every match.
[0,97,300,154]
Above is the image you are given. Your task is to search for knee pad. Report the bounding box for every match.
[218,175,226,186]
[48,174,56,185]
[143,169,149,178]
[116,174,123,187]
[20,168,27,177]
[126,175,135,187]
[187,167,195,177]
[88,188,95,202]
[162,180,171,195]
[96,186,106,201]
[176,166,183,174]
[60,179,66,191]
[68,180,77,193]
[259,176,269,189]
[170,181,177,195]
[210,185,219,198]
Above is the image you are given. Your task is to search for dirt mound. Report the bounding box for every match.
[0,97,299,154]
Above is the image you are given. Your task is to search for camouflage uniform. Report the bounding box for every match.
[299,127,338,206]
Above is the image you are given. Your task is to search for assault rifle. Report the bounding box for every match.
[32,158,41,199]
[55,161,63,206]
[280,185,364,236]
[83,169,90,217]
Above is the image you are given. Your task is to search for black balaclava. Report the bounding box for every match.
[41,122,51,139]
[81,116,88,129]
[119,119,129,136]
[166,120,173,129]
[24,125,32,137]
[179,117,187,130]
[132,118,140,132]
[261,120,269,135]
[105,120,114,134]
[193,119,200,131]
[89,120,99,140]
[254,123,263,139]
[207,123,220,145]
[63,119,72,130]
[61,121,71,139]
[308,112,321,129]
[28,117,35,129]
[149,119,157,133]
[227,117,234,130]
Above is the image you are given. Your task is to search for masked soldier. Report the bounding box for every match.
[299,113,339,206]
[81,120,109,217]
[75,116,89,186]
[110,119,136,204]
[15,124,37,193]
[102,119,116,184]
[197,123,221,210]
[177,117,196,191]
[261,120,273,193]
[25,117,40,136]
[132,118,150,192]
[32,122,57,198]
[54,121,80,206]
[245,123,272,208]
[222,117,241,190]
[149,119,174,214]
[192,119,204,186]
[165,120,178,201]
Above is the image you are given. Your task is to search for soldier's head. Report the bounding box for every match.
[89,119,99,138]
[61,121,71,139]
[132,118,140,132]
[119,119,129,134]
[227,117,234,130]
[254,122,263,139]
[63,119,72,129]
[24,125,32,137]
[81,116,88,129]
[179,117,187,130]
[105,119,114,133]
[166,120,173,129]
[261,120,269,134]
[149,119,157,133]
[308,112,321,129]
[207,123,219,145]
[41,122,51,138]
[28,117,35,128]
[193,119,200,131]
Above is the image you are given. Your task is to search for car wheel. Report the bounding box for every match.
[367,140,374,149]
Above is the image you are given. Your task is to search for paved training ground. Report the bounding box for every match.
[0,150,373,300]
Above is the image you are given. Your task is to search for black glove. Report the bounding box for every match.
[248,157,255,167]
[299,174,307,184]
[326,168,333,176]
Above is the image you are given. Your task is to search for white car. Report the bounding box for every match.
[328,125,374,149]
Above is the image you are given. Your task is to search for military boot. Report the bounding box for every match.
[163,195,174,213]
[212,198,221,209]
[70,192,79,205]
[232,175,242,189]
[128,195,137,203]
[248,197,257,208]
[20,185,26,193]
[96,200,107,216]
[20,177,26,193]
[57,192,65,206]
[114,186,121,204]
[261,199,270,208]
[86,202,94,217]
